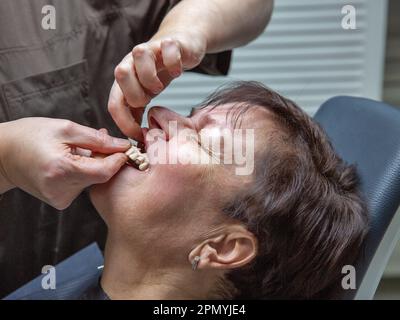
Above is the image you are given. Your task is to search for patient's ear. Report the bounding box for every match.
[188,225,258,270]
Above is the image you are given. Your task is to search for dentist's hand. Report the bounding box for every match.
[108,31,207,141]
[0,118,129,210]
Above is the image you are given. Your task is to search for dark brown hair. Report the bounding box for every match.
[199,81,369,299]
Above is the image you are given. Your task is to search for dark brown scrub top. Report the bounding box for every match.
[0,0,231,297]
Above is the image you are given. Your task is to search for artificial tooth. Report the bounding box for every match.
[139,162,149,171]
[129,153,139,161]
[125,146,136,156]
[125,141,149,171]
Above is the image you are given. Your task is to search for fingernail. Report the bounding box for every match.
[164,38,174,47]
[164,40,178,54]
[113,138,130,148]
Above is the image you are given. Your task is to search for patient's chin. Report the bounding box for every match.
[89,183,105,203]
[89,183,111,221]
[89,165,132,205]
[88,166,146,223]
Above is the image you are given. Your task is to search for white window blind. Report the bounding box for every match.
[383,0,400,107]
[150,0,388,118]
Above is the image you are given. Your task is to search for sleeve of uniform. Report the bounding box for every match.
[131,0,232,76]
[190,50,232,76]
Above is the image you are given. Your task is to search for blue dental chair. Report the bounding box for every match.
[314,96,400,299]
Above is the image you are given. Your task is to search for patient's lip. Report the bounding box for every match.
[142,127,149,138]
[142,127,149,150]
[124,161,148,175]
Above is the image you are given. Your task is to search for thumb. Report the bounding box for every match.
[78,152,128,184]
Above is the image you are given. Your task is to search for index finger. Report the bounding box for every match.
[107,81,144,141]
[64,121,131,153]
[132,44,164,94]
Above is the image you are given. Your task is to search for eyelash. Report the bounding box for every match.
[188,124,213,157]
[195,131,222,161]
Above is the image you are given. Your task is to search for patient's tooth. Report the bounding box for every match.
[139,162,149,171]
[137,155,145,162]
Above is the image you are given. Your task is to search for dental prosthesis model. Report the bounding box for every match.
[125,142,149,171]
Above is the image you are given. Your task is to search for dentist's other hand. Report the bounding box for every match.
[108,31,206,141]
[0,118,129,210]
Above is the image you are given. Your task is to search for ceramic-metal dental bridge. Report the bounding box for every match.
[125,141,149,171]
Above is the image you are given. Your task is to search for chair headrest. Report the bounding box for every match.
[314,96,400,299]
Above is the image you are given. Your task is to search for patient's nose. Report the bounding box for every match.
[147,106,195,140]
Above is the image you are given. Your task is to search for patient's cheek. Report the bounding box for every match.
[148,139,202,166]
[176,143,201,165]
[88,149,209,229]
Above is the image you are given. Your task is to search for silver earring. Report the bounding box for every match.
[191,256,200,271]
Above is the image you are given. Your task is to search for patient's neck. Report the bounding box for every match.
[100,232,217,300]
